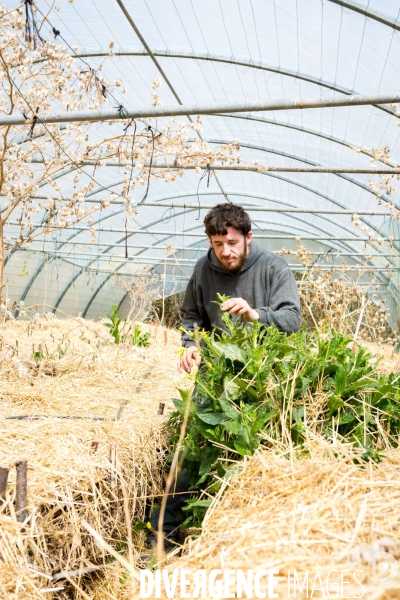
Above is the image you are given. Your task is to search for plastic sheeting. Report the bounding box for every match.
[3,0,400,320]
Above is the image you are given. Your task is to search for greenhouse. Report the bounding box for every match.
[1,0,400,598]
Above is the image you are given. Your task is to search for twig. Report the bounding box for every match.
[157,387,192,564]
[81,520,140,581]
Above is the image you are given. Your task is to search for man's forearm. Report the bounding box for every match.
[181,327,196,348]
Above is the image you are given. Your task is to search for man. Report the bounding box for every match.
[148,203,300,552]
[178,202,301,373]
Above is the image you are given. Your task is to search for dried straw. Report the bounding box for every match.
[2,315,399,599]
[0,317,187,599]
[159,443,400,599]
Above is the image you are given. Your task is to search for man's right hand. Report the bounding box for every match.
[177,346,201,373]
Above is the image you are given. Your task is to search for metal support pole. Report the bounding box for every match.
[15,461,27,523]
[2,91,400,127]
[4,205,394,216]
[27,158,400,174]
[327,0,400,31]
[10,251,398,264]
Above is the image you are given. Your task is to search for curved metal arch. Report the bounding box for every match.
[78,187,384,318]
[11,149,392,300]
[210,114,394,166]
[115,219,358,313]
[17,153,385,273]
[53,181,378,260]
[5,123,394,265]
[17,154,394,309]
[205,139,392,199]
[51,191,358,318]
[326,0,400,31]
[19,167,391,308]
[73,48,396,118]
[82,215,358,319]
[86,208,391,319]
[42,161,392,236]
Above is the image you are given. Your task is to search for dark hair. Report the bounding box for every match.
[204,203,251,237]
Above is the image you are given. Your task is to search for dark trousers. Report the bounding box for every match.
[148,469,191,548]
[148,386,211,548]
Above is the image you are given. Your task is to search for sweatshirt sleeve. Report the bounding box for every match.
[256,267,301,334]
[180,271,208,348]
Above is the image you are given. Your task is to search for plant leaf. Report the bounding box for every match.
[213,342,247,363]
[198,412,230,426]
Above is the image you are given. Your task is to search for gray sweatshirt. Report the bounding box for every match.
[180,241,301,347]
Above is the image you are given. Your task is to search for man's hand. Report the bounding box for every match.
[221,298,259,322]
[177,346,202,374]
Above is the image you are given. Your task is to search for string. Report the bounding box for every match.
[27,106,39,137]
[32,3,127,114]
[24,0,45,48]
[126,119,137,196]
[196,164,211,220]
[138,126,155,205]
[125,216,128,259]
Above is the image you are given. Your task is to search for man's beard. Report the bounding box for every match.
[216,246,248,272]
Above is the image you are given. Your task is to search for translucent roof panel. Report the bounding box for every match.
[3,0,400,319]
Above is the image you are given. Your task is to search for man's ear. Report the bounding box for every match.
[246,231,253,245]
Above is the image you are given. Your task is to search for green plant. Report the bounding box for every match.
[167,295,400,526]
[104,306,151,347]
[129,324,151,348]
[181,498,212,529]
[104,305,122,344]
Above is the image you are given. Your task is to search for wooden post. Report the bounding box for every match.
[15,460,27,523]
[0,466,9,504]
[163,330,168,345]
[158,402,165,415]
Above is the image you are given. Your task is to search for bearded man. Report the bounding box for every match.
[178,203,301,373]
[147,203,301,552]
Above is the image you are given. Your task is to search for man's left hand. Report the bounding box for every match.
[220,298,259,322]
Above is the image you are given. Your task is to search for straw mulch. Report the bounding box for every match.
[0,317,187,599]
[152,444,400,600]
[361,341,400,375]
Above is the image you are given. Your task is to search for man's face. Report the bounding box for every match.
[209,227,252,272]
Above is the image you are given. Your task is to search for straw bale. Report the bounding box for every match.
[361,341,400,375]
[0,318,187,599]
[158,446,400,599]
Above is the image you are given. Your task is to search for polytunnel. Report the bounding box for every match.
[3,0,400,326]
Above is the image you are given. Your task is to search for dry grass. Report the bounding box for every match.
[362,341,400,375]
[0,316,187,599]
[157,445,400,599]
[1,313,400,599]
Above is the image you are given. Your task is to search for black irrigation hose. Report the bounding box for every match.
[6,415,108,421]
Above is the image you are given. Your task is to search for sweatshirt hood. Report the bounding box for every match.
[207,240,265,276]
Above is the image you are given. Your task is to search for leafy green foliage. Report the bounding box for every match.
[167,297,400,526]
[130,323,151,348]
[104,305,122,344]
[181,498,212,529]
[104,306,151,347]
